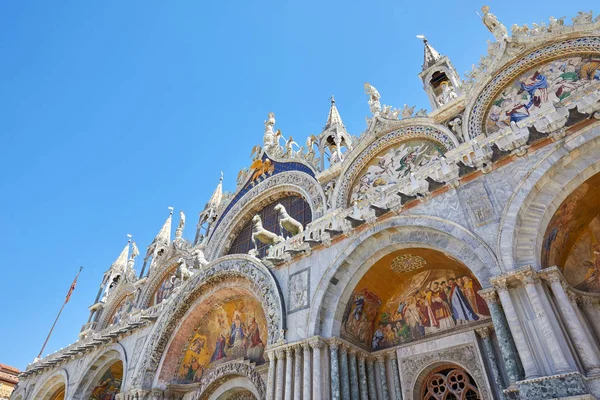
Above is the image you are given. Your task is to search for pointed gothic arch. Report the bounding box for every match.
[131,255,285,390]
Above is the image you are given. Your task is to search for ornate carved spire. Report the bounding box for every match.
[110,241,130,272]
[206,172,223,211]
[318,96,353,168]
[419,36,442,70]
[324,95,346,132]
[153,208,173,246]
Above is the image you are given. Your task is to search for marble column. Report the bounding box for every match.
[285,347,294,400]
[329,340,340,400]
[493,279,542,379]
[376,355,390,400]
[518,270,572,374]
[348,349,360,400]
[302,343,311,400]
[310,340,323,400]
[366,357,378,400]
[476,327,506,400]
[387,352,402,400]
[276,349,286,400]
[542,270,600,374]
[581,297,600,343]
[479,288,523,384]
[294,345,303,400]
[340,344,351,400]
[267,351,276,400]
[357,354,369,400]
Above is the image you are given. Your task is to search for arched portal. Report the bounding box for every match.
[308,216,498,338]
[418,364,481,400]
[132,255,283,391]
[72,348,126,400]
[340,247,490,350]
[157,286,268,386]
[541,171,600,292]
[28,371,68,400]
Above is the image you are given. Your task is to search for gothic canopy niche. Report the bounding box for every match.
[206,155,325,259]
[465,36,600,138]
[341,248,490,351]
[542,172,600,293]
[334,124,458,208]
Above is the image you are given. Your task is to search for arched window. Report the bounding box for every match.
[422,367,480,400]
[228,196,311,258]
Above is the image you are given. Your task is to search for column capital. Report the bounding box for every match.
[285,346,295,356]
[339,342,349,354]
[375,354,386,363]
[301,341,311,351]
[475,326,493,338]
[329,338,341,350]
[309,338,325,349]
[492,277,510,291]
[275,349,286,359]
[386,351,397,361]
[265,350,276,362]
[538,266,565,285]
[366,356,375,366]
[348,347,358,356]
[478,288,498,303]
[515,269,539,285]
[357,352,367,361]
[580,296,597,308]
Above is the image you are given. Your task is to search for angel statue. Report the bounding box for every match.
[178,211,186,231]
[364,82,382,115]
[401,104,415,119]
[263,112,276,150]
[481,6,508,41]
[284,136,299,158]
[130,241,140,261]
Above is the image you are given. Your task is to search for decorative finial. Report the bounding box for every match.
[416,34,426,42]
[168,206,174,215]
[220,171,223,181]
[126,233,132,243]
[330,95,335,104]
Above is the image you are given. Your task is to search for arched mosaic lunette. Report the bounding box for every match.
[464,36,600,139]
[27,368,69,400]
[136,257,181,309]
[306,214,500,338]
[205,170,325,260]
[497,124,600,271]
[333,123,459,209]
[132,255,286,390]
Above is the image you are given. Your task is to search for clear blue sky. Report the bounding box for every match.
[0,0,592,370]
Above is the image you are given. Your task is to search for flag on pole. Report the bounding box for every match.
[65,266,83,304]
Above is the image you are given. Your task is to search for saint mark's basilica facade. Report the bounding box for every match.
[12,6,600,400]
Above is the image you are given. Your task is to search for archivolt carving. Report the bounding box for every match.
[190,361,265,400]
[206,171,325,259]
[333,124,458,208]
[132,255,285,389]
[400,344,491,400]
[464,36,600,139]
[99,283,137,329]
[137,257,180,309]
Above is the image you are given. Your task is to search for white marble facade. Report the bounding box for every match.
[13,8,600,400]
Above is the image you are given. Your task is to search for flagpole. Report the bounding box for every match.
[36,266,83,361]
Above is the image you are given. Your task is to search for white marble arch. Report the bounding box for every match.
[498,123,600,271]
[26,368,68,400]
[131,255,285,390]
[71,346,127,400]
[98,282,137,330]
[205,171,326,260]
[305,215,500,338]
[207,377,261,400]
